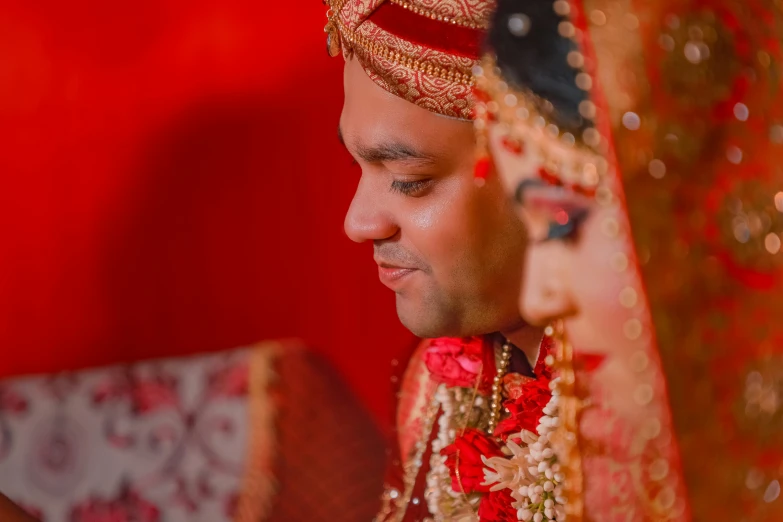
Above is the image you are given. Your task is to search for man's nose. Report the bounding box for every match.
[344,176,398,243]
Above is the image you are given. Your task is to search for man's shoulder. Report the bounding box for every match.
[395,338,436,461]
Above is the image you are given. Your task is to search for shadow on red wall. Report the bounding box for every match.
[0,1,415,430]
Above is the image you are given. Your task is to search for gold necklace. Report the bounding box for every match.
[382,338,513,521]
[487,340,512,435]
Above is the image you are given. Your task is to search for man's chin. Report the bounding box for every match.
[395,294,457,338]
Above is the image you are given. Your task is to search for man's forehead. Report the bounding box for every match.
[339,110,472,163]
[338,122,441,166]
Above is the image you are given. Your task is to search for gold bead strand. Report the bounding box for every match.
[487,341,512,435]
[549,320,584,522]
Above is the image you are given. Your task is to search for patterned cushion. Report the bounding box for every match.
[0,341,385,522]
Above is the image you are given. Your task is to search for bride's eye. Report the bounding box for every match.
[513,179,592,242]
[543,208,589,242]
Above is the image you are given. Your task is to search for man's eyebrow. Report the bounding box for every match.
[337,124,437,165]
[355,142,437,164]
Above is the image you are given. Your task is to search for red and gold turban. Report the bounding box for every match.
[323,0,495,119]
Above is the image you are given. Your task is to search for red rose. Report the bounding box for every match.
[478,488,517,521]
[441,428,503,494]
[424,337,488,388]
[494,377,551,441]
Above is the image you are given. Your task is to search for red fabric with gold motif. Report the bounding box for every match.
[323,0,496,119]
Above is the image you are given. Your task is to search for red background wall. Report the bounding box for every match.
[0,0,415,429]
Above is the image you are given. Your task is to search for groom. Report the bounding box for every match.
[324,4,544,394]
[324,0,544,518]
[329,0,539,357]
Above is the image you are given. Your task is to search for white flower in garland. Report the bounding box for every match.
[481,432,535,492]
[482,379,567,522]
[426,384,484,521]
[426,384,456,518]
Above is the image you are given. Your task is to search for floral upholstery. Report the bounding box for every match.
[0,341,385,522]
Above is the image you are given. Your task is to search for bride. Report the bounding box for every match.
[474,0,783,520]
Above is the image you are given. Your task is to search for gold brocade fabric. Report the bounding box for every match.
[324,0,496,119]
[355,22,477,120]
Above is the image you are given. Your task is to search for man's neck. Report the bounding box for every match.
[501,323,545,368]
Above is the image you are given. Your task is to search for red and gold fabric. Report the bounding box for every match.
[323,0,496,119]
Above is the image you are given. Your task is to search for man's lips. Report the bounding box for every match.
[375,261,418,287]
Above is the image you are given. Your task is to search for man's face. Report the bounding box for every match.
[339,58,527,338]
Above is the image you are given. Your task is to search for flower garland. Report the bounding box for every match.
[424,336,567,522]
[483,381,566,522]
[427,384,485,520]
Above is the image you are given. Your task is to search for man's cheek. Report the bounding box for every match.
[408,190,463,233]
[409,207,441,230]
